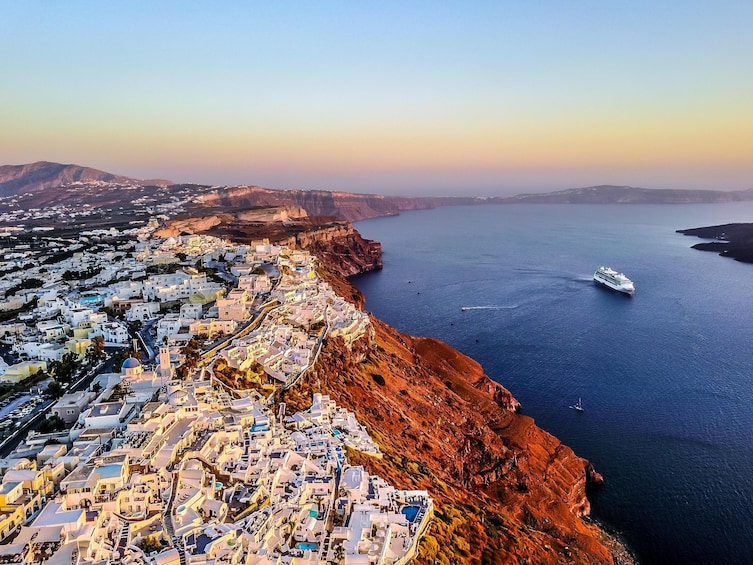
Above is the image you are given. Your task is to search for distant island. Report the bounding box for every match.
[677,223,753,263]
[498,185,753,205]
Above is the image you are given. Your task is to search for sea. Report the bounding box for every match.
[351,203,753,565]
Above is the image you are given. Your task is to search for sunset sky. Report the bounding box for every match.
[2,1,752,195]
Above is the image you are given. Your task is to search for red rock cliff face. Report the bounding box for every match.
[197,185,444,221]
[176,211,630,563]
[281,283,627,564]
[165,210,383,279]
[277,222,383,278]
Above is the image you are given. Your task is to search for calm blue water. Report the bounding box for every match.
[352,204,753,565]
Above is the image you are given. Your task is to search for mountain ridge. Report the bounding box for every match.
[0,161,172,197]
[3,161,752,224]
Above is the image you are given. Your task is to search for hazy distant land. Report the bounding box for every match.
[2,161,753,227]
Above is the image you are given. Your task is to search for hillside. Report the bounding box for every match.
[0,161,171,197]
[158,207,384,277]
[4,161,750,229]
[279,283,630,564]
[194,185,479,221]
[183,210,635,564]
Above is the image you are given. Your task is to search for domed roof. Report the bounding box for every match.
[121,357,142,370]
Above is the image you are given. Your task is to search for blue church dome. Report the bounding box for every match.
[121,357,142,370]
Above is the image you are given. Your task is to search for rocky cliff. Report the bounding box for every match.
[282,312,627,564]
[162,207,383,278]
[276,222,383,277]
[677,223,753,263]
[270,219,629,563]
[195,185,477,221]
[166,209,633,563]
[6,161,749,226]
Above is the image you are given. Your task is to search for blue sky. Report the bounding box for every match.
[1,1,752,195]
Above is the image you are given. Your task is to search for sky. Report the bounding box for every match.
[1,1,752,196]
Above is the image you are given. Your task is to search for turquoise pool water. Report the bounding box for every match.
[297,542,317,550]
[96,464,122,479]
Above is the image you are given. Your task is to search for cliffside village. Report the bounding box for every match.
[0,225,432,565]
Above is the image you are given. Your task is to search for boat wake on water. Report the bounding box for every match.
[460,305,519,311]
[515,267,584,279]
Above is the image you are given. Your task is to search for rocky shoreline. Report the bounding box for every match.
[295,226,636,563]
[167,209,637,563]
[592,521,639,565]
[677,223,753,263]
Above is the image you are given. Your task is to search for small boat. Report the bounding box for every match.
[570,398,584,412]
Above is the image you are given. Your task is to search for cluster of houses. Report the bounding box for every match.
[0,178,195,231]
[1,231,367,388]
[0,229,432,563]
[0,358,432,564]
[216,248,371,386]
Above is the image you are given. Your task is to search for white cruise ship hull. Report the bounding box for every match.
[593,267,634,295]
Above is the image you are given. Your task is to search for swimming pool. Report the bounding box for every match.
[297,542,317,550]
[401,506,420,522]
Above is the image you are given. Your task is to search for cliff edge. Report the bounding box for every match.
[279,295,628,564]
[163,208,383,278]
[298,230,633,564]
[677,223,753,263]
[169,209,633,563]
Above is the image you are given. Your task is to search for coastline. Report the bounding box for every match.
[347,202,753,562]
[339,222,640,564]
[175,209,639,562]
[589,518,639,565]
[336,278,637,563]
[677,223,753,263]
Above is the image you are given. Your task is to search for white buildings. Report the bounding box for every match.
[142,269,224,303]
[125,301,160,322]
[83,401,129,429]
[51,391,96,425]
[216,289,252,321]
[100,321,128,345]
[0,231,433,565]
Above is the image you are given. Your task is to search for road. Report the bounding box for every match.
[136,319,158,363]
[0,352,117,458]
[0,399,54,458]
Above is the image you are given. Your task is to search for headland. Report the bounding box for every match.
[167,209,636,564]
[677,223,753,263]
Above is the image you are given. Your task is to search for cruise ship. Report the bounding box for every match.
[593,266,634,295]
